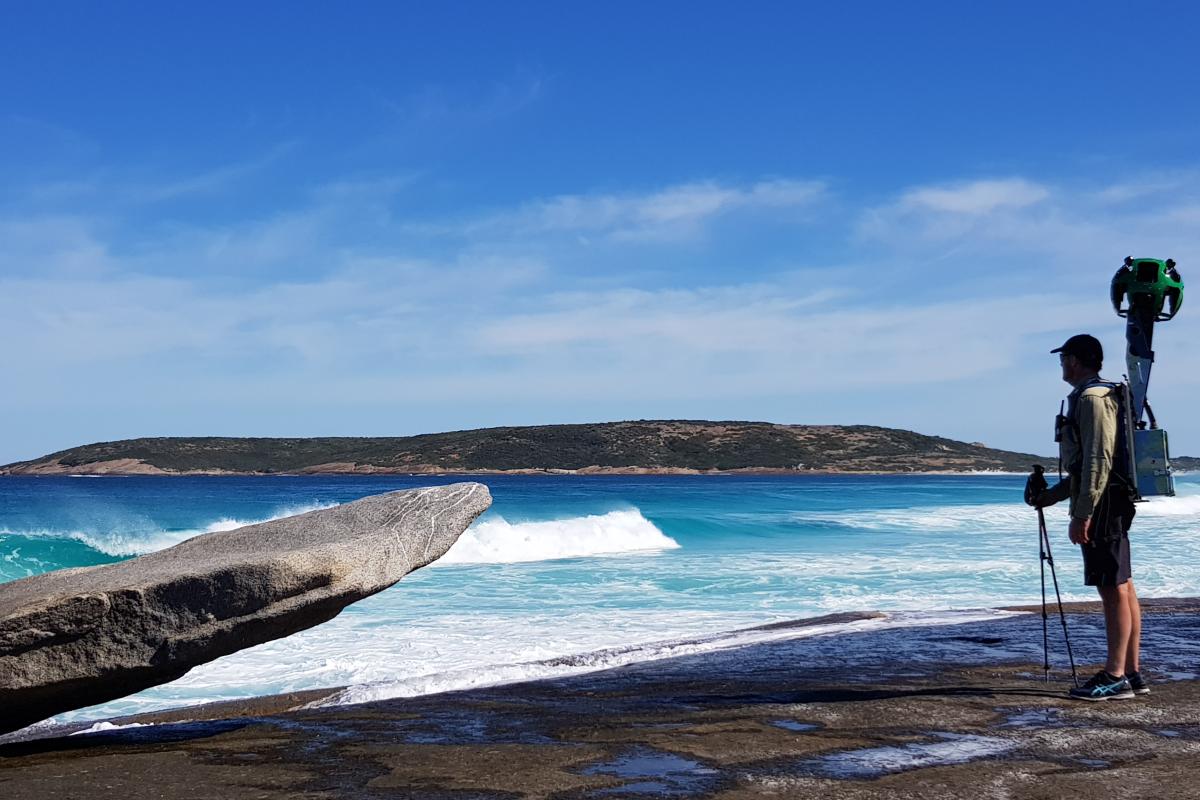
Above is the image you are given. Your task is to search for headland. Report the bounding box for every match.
[0,420,1055,476]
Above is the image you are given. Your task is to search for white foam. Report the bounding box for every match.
[69,721,150,736]
[439,509,680,564]
[798,502,1055,533]
[61,502,338,557]
[801,489,1200,534]
[1137,493,1200,517]
[321,609,1016,707]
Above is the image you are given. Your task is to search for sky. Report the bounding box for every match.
[2,1,1199,464]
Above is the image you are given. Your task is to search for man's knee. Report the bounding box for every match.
[1096,582,1129,605]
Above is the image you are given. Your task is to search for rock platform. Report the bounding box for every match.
[2,599,1198,798]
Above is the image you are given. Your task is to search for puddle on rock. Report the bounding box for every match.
[582,746,720,796]
[389,710,552,745]
[1077,758,1109,768]
[1152,726,1199,740]
[771,720,819,732]
[1001,707,1066,728]
[801,732,1015,779]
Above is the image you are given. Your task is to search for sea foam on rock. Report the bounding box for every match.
[0,483,491,735]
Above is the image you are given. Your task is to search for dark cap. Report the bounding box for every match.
[1051,334,1103,368]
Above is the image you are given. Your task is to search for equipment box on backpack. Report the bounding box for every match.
[1133,428,1174,498]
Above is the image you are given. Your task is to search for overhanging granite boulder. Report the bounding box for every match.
[0,482,491,735]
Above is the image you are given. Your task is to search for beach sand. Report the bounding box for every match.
[2,599,1198,799]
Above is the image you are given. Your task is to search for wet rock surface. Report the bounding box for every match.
[1,600,1199,799]
[0,483,491,735]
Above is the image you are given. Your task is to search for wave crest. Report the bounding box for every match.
[441,509,679,564]
[6,502,339,558]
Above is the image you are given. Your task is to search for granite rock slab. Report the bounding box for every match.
[0,482,490,734]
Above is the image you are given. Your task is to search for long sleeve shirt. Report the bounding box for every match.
[1045,379,1119,519]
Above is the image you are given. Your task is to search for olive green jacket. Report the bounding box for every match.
[1044,379,1119,520]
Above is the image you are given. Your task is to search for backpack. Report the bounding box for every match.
[1061,378,1139,499]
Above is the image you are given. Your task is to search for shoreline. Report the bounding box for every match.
[3,599,1199,797]
[0,466,1039,477]
[9,597,1198,740]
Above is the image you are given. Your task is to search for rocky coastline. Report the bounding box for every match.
[2,599,1198,798]
[0,484,490,735]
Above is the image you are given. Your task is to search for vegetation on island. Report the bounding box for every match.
[1171,455,1200,471]
[0,421,1057,475]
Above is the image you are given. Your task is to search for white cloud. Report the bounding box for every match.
[4,165,1200,463]
[442,178,827,242]
[472,284,1105,391]
[899,178,1049,215]
[1091,170,1200,205]
[859,173,1200,276]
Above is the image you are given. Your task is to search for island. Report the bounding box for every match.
[0,421,1056,475]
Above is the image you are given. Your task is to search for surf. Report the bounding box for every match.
[440,509,679,564]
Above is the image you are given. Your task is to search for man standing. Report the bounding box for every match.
[1037,334,1146,701]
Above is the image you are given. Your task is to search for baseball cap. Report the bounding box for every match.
[1051,333,1103,366]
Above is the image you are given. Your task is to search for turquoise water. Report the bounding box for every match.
[3,473,1199,722]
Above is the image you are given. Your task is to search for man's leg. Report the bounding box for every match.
[1126,579,1141,674]
[1097,582,1133,676]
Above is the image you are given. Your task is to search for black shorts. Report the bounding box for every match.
[1081,486,1136,587]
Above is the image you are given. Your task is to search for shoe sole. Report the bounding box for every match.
[1069,691,1136,702]
[1133,688,1150,695]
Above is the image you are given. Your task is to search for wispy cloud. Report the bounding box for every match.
[426,178,827,242]
[474,284,1103,388]
[373,71,546,128]
[858,174,1200,275]
[898,178,1049,214]
[134,141,299,202]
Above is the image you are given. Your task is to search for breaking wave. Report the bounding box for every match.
[441,509,680,564]
[1,505,679,581]
[0,502,340,579]
[67,502,340,556]
[798,488,1200,535]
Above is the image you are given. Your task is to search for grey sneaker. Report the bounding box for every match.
[1068,670,1135,702]
[1127,669,1150,695]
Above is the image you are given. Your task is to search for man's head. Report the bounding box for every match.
[1052,334,1103,386]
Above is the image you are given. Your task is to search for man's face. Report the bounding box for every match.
[1060,353,1082,384]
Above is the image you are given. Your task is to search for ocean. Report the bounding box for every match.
[3,473,1199,727]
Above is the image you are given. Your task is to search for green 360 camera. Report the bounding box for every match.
[1111,256,1184,321]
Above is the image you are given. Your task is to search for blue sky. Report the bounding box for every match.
[3,2,1199,464]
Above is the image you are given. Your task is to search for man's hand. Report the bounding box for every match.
[1069,516,1092,545]
[1024,466,1048,507]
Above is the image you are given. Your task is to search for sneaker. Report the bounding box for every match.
[1127,669,1151,695]
[1068,670,1135,702]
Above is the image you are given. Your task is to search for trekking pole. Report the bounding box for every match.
[1026,464,1080,688]
[1038,507,1080,688]
[1038,509,1050,682]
